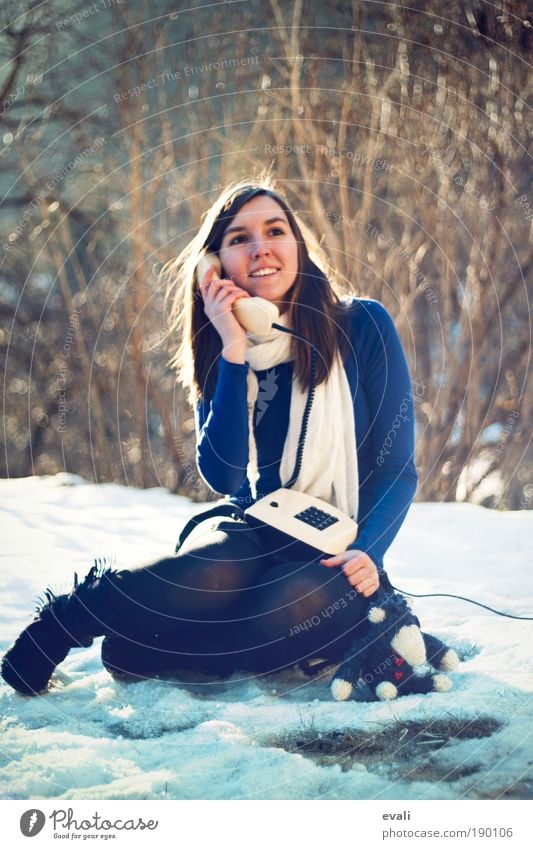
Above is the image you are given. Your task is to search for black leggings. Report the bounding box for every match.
[101,515,371,678]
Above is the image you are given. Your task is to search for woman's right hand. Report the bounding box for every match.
[200,265,251,362]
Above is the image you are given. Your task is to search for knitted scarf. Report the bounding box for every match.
[244,311,359,521]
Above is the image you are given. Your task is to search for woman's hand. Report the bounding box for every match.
[320,549,380,597]
[200,265,251,362]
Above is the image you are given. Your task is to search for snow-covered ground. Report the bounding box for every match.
[0,475,531,800]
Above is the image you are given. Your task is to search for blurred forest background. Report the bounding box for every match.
[1,0,531,508]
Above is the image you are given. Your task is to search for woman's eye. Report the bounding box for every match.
[228,227,285,246]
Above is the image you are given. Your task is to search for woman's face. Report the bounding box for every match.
[218,195,299,312]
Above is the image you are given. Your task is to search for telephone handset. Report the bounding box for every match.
[196,252,279,335]
[196,253,358,555]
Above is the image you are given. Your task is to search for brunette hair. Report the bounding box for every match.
[163,176,351,403]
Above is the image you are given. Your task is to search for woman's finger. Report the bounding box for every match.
[350,576,378,596]
[320,550,378,599]
[341,559,370,577]
[343,564,376,586]
[200,264,218,291]
[203,279,231,307]
[345,563,378,583]
[202,268,234,294]
[321,552,359,567]
[212,285,251,307]
[213,290,251,312]
[349,570,372,586]
[211,280,238,297]
[320,555,343,567]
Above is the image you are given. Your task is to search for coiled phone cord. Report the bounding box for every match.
[272,323,318,490]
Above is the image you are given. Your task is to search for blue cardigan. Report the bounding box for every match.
[195,298,418,568]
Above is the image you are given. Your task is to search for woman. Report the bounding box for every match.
[1,178,418,695]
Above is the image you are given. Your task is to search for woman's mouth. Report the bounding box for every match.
[249,267,280,278]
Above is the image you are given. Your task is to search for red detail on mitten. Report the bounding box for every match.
[394,671,404,681]
[394,656,405,667]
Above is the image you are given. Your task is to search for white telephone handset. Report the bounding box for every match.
[196,252,279,334]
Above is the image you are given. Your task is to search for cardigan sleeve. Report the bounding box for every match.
[195,357,251,495]
[348,300,419,566]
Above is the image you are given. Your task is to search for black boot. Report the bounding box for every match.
[2,561,116,696]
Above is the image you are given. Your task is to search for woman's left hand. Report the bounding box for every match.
[320,550,380,597]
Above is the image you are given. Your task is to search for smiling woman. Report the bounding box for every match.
[166,178,350,400]
[1,176,418,696]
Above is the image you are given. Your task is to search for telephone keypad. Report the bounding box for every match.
[294,506,339,531]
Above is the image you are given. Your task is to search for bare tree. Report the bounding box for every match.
[1,0,530,509]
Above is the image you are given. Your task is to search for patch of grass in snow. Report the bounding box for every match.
[271,716,503,779]
[475,778,533,800]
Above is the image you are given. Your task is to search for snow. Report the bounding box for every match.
[0,475,532,800]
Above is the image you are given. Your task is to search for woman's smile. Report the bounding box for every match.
[249,267,280,277]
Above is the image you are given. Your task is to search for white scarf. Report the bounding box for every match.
[244,312,359,521]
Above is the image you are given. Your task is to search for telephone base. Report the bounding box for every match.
[244,488,358,557]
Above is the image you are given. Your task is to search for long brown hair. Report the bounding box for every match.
[163,176,351,403]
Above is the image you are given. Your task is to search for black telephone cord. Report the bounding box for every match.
[389,584,533,621]
[271,323,318,489]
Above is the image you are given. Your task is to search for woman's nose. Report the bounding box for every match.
[251,240,271,258]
